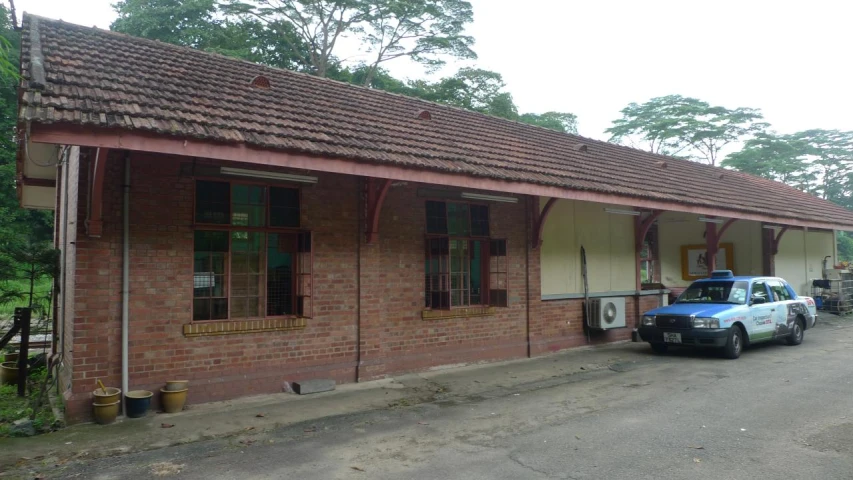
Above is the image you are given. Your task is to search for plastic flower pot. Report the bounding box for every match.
[93,400,121,425]
[164,380,189,392]
[125,390,153,418]
[0,362,18,386]
[92,387,122,405]
[160,388,188,413]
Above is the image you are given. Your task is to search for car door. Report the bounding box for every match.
[767,280,794,338]
[748,280,775,342]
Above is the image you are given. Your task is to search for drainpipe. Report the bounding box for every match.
[59,147,72,370]
[121,154,130,414]
[525,196,531,358]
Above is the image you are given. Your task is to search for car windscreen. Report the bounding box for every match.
[676,281,748,304]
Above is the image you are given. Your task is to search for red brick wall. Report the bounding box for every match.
[60,151,650,423]
[357,183,529,380]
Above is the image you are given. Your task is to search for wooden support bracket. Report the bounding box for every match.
[532,197,558,249]
[635,210,662,251]
[364,177,392,244]
[716,218,738,244]
[85,147,109,237]
[770,226,789,255]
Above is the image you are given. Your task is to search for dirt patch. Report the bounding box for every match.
[150,461,185,476]
[805,423,853,454]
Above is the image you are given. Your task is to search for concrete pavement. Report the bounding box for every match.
[1,333,649,474]
[5,315,853,479]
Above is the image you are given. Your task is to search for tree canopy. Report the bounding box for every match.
[606,95,767,166]
[0,5,52,245]
[110,2,579,134]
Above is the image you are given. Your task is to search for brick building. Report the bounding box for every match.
[16,15,853,423]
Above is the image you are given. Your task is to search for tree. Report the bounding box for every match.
[723,129,853,209]
[222,0,374,78]
[360,0,475,86]
[0,5,52,244]
[607,95,768,166]
[795,129,853,208]
[409,67,517,119]
[721,132,812,187]
[112,0,223,49]
[519,112,578,134]
[223,0,476,81]
[112,0,313,70]
[838,231,853,263]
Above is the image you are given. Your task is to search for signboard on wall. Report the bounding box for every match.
[681,243,735,281]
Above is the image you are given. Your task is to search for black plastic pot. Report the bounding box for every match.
[125,390,153,418]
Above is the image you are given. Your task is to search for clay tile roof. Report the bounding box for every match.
[17,14,853,228]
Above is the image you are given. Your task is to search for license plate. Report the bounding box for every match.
[663,332,682,344]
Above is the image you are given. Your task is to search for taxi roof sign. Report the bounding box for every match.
[710,270,734,279]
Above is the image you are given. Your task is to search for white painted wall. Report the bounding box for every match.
[657,212,762,288]
[542,203,834,296]
[21,185,56,210]
[775,229,834,295]
[540,199,635,296]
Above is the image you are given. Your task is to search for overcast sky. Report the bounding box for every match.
[17,0,853,142]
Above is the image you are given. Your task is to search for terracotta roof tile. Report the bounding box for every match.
[17,14,853,227]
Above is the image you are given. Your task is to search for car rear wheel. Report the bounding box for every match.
[650,343,668,354]
[787,318,804,346]
[723,326,743,359]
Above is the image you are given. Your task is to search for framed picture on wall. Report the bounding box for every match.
[680,243,734,281]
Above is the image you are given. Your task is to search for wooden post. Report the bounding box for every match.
[15,307,31,397]
[705,222,718,275]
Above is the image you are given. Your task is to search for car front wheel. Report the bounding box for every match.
[723,326,743,359]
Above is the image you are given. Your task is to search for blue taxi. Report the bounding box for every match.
[638,270,817,359]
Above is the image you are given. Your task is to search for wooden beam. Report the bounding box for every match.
[85,147,109,237]
[29,124,853,231]
[532,197,558,249]
[364,178,392,244]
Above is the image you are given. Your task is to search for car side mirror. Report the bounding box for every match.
[750,297,766,305]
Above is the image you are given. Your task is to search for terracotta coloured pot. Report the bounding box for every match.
[4,352,18,363]
[93,400,120,425]
[0,362,18,386]
[92,387,122,405]
[160,388,188,413]
[164,380,189,392]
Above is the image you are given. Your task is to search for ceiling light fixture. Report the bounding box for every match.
[220,166,318,184]
[604,208,641,216]
[460,192,518,203]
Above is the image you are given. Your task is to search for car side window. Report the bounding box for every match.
[750,281,769,304]
[767,280,792,302]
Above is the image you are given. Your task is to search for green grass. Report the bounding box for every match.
[0,366,60,437]
[0,278,51,318]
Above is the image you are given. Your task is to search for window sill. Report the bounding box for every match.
[183,317,307,337]
[422,306,496,321]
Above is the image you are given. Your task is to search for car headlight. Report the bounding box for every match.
[642,315,655,326]
[692,317,720,329]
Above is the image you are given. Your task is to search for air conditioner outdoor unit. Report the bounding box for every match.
[588,297,626,330]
